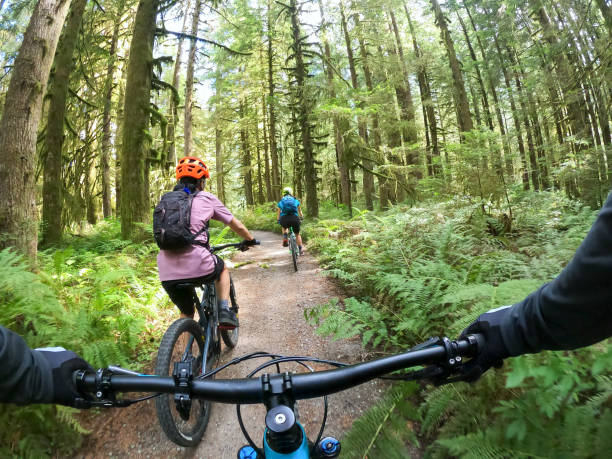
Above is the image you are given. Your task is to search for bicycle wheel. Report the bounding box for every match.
[290,235,298,272]
[221,277,239,348]
[155,318,211,446]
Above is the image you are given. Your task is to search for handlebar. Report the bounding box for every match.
[75,334,483,406]
[211,240,260,253]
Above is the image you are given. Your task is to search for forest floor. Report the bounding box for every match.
[75,230,387,458]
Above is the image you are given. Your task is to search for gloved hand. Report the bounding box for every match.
[36,347,93,407]
[238,239,257,252]
[459,306,512,382]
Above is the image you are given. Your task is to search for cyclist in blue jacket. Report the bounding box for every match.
[277,187,304,254]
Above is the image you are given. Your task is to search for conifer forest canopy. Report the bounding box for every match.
[0,0,609,261]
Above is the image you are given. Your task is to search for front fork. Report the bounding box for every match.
[237,430,340,459]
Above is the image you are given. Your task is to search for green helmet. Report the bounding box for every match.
[283,186,293,196]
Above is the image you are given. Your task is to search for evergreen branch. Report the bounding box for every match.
[156,28,251,55]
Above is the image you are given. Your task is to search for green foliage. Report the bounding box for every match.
[0,219,171,457]
[304,193,610,458]
[341,383,420,459]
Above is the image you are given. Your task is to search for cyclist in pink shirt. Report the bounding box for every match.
[157,157,256,328]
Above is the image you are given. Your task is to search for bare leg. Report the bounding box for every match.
[215,266,230,302]
[297,234,303,246]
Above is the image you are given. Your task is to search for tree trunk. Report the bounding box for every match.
[494,36,529,190]
[340,0,367,205]
[42,0,88,244]
[389,10,419,173]
[0,0,71,261]
[121,0,158,240]
[183,0,202,157]
[430,0,473,134]
[462,3,512,177]
[215,127,225,202]
[261,94,273,201]
[596,0,612,36]
[289,0,318,217]
[509,47,539,190]
[267,0,280,197]
[254,108,264,204]
[239,100,254,206]
[115,80,125,213]
[353,9,375,210]
[167,0,191,167]
[406,4,441,177]
[100,0,125,219]
[319,0,351,215]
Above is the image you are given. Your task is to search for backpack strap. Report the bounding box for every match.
[186,191,210,248]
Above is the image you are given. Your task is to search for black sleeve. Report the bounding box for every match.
[0,326,53,404]
[500,194,612,356]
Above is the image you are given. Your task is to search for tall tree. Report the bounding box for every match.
[318,0,351,214]
[101,0,126,219]
[120,0,159,239]
[287,0,319,217]
[167,0,192,166]
[184,0,202,157]
[0,0,71,261]
[430,0,473,134]
[42,0,89,244]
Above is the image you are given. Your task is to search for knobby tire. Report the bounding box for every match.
[291,235,298,272]
[155,318,211,446]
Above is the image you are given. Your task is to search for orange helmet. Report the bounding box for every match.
[176,156,210,180]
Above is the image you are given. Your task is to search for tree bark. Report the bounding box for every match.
[389,10,419,173]
[167,0,191,166]
[261,94,273,201]
[183,0,202,157]
[120,0,158,240]
[353,9,375,210]
[494,35,529,190]
[406,4,441,177]
[319,0,351,215]
[239,99,254,206]
[267,0,280,197]
[463,3,512,177]
[430,0,473,134]
[0,0,71,261]
[42,0,88,244]
[289,0,318,217]
[215,127,225,202]
[100,0,125,219]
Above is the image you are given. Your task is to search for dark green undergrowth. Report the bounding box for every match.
[302,192,612,458]
[0,219,237,457]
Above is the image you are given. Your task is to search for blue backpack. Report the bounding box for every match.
[280,196,298,215]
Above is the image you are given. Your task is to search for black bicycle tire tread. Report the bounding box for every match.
[291,236,298,272]
[221,277,239,348]
[155,318,210,446]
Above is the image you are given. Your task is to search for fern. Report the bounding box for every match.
[341,383,419,458]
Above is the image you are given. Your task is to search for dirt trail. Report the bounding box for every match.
[77,230,384,458]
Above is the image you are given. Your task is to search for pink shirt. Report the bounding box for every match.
[157,191,234,281]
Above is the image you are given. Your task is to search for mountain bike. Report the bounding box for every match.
[75,333,485,457]
[155,240,259,446]
[288,227,299,272]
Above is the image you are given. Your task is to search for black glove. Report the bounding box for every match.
[36,348,94,407]
[238,239,257,252]
[459,307,512,382]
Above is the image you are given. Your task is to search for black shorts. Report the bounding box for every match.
[161,256,225,316]
[280,214,300,235]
